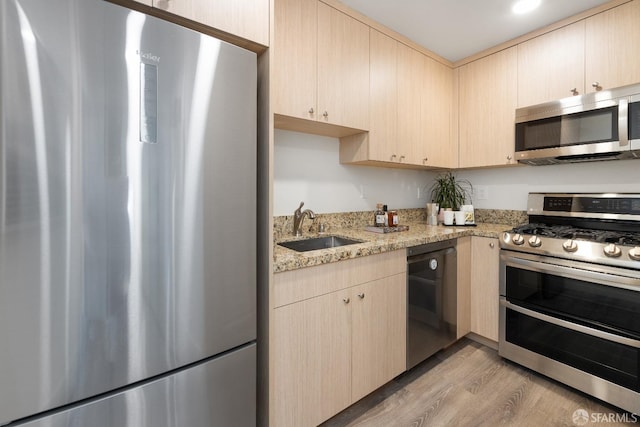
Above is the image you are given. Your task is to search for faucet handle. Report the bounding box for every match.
[295,201,305,215]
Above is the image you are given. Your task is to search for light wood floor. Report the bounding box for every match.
[321,338,638,426]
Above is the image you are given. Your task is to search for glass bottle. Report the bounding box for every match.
[389,210,398,227]
[375,203,386,227]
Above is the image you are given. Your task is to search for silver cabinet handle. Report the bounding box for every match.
[399,155,405,162]
[423,157,428,163]
[507,155,513,161]
[343,297,350,304]
[322,111,328,118]
[592,82,601,90]
[489,242,495,248]
[308,107,314,114]
[357,293,365,299]
[391,154,397,161]
[570,88,578,95]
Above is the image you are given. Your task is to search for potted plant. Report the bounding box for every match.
[430,171,472,211]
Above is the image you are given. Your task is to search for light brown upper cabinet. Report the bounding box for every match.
[395,46,456,168]
[340,29,408,165]
[518,0,640,107]
[153,0,269,46]
[422,54,456,168]
[517,21,586,107]
[396,43,424,165]
[273,0,317,122]
[458,46,518,169]
[585,0,640,92]
[340,29,454,168]
[366,29,398,163]
[317,3,370,130]
[273,0,370,132]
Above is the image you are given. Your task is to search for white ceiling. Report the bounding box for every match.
[339,0,611,62]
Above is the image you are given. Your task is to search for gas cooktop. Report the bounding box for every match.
[500,193,640,269]
[512,223,640,247]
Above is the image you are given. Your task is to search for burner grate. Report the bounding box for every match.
[511,223,640,246]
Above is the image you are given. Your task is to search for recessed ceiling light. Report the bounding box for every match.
[512,0,541,14]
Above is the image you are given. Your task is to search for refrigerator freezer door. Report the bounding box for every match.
[0,0,256,424]
[13,344,256,427]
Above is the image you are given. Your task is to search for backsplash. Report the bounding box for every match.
[274,208,527,240]
[474,209,528,226]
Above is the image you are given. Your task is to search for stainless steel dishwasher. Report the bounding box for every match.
[407,240,457,369]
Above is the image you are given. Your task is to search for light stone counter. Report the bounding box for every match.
[273,221,512,273]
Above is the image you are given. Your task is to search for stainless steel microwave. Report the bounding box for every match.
[515,82,640,165]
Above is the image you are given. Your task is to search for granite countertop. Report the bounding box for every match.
[273,221,511,273]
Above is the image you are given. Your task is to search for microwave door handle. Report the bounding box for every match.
[500,298,640,348]
[619,98,629,147]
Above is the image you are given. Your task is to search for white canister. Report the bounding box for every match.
[454,211,466,225]
[443,210,455,225]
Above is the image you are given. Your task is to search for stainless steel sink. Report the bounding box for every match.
[278,235,363,252]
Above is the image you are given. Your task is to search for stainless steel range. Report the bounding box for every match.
[499,193,640,415]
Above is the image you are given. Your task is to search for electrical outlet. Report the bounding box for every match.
[475,185,489,201]
[417,187,421,199]
[360,184,366,199]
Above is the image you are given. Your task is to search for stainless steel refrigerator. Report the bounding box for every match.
[0,0,256,425]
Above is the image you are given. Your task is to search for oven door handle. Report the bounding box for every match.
[500,298,640,348]
[503,255,640,292]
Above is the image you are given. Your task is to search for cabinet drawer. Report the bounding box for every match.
[273,250,405,308]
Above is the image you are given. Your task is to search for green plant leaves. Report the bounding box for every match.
[429,172,472,210]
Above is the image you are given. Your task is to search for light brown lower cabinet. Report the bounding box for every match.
[271,252,406,426]
[470,236,500,342]
[351,274,406,402]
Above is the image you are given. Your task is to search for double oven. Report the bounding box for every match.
[499,193,640,414]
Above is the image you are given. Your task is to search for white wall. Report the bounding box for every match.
[273,130,434,215]
[456,159,640,210]
[274,130,640,215]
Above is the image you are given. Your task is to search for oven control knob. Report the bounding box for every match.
[562,239,578,252]
[629,247,640,261]
[512,233,525,245]
[528,236,542,247]
[604,243,622,257]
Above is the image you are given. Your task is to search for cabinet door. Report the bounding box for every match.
[470,237,499,342]
[422,55,456,168]
[397,43,424,165]
[586,0,640,92]
[273,0,318,121]
[155,0,192,17]
[458,47,517,168]
[369,29,398,162]
[351,273,406,402]
[517,21,585,107]
[191,0,269,45]
[317,2,370,130]
[154,0,268,45]
[272,291,351,426]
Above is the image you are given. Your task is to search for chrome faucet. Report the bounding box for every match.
[293,201,316,237]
